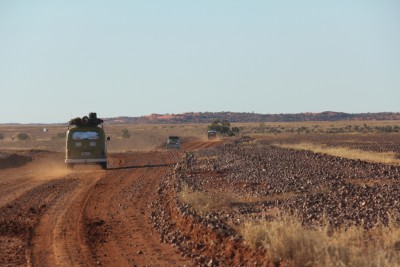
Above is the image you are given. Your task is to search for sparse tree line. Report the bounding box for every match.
[0,133,31,141]
[1,122,398,142]
[0,120,239,142]
[119,120,240,139]
[207,119,240,137]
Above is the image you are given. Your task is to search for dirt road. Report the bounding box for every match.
[0,140,220,267]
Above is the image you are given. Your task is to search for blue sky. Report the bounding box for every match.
[0,1,399,123]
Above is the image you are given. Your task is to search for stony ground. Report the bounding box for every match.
[176,137,400,227]
[151,135,400,265]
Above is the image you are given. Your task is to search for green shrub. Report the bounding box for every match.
[17,133,30,141]
[121,128,130,138]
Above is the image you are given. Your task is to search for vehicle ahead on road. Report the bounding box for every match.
[207,130,217,140]
[166,136,181,150]
[65,113,110,169]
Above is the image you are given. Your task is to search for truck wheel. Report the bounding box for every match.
[100,162,107,170]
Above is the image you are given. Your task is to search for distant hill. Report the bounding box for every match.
[104,111,400,124]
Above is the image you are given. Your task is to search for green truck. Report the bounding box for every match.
[65,113,110,169]
[166,135,181,150]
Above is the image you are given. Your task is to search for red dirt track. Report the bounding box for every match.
[0,139,225,267]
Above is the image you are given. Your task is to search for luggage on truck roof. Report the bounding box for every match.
[69,112,104,127]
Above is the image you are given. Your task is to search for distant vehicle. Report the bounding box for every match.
[65,112,110,169]
[166,136,181,150]
[207,130,217,140]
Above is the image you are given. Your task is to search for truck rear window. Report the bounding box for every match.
[72,131,100,140]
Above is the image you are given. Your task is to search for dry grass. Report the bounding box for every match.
[240,214,400,267]
[239,120,400,136]
[0,123,210,152]
[276,142,400,166]
[179,185,234,215]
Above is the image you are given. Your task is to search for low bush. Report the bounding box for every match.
[121,128,130,138]
[16,133,30,141]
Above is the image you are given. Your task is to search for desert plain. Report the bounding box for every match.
[1,121,400,266]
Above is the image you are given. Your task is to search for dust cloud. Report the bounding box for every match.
[27,155,72,181]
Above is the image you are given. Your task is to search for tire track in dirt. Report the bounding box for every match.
[0,152,70,209]
[31,170,106,267]
[83,152,192,267]
[0,178,80,266]
[0,179,43,209]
